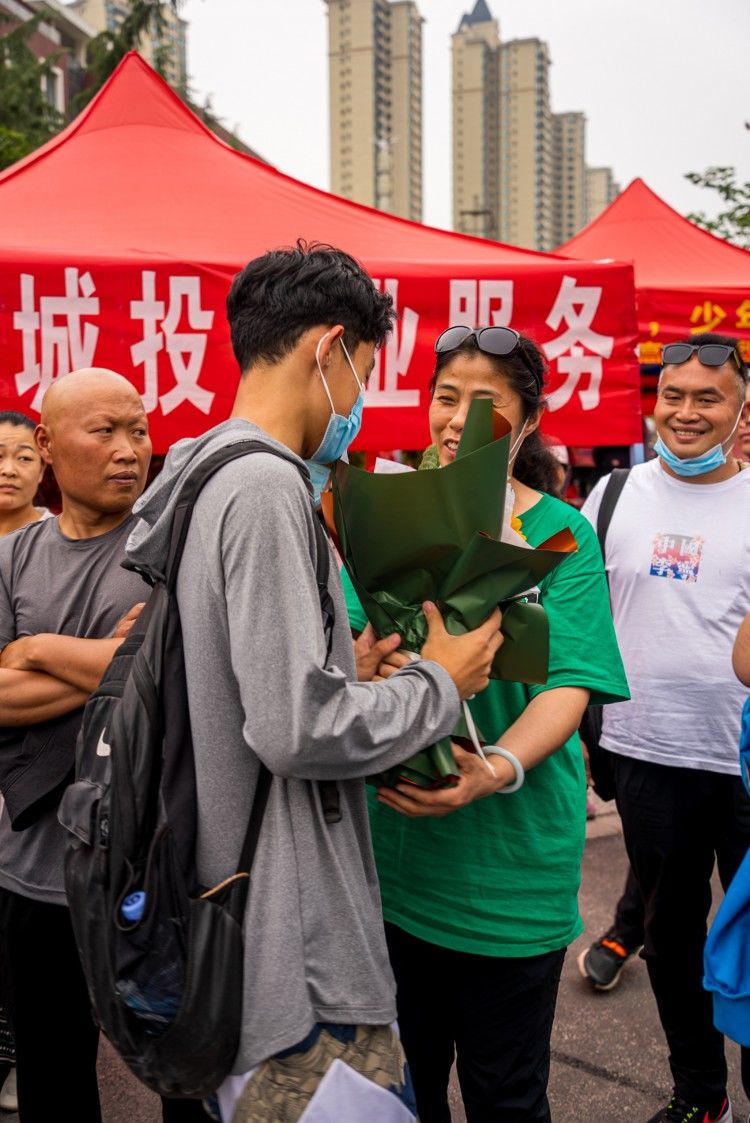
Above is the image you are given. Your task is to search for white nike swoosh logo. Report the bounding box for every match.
[96,731,111,757]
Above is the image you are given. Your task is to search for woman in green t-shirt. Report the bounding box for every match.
[343,327,629,1123]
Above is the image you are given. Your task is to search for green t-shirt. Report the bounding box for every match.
[342,491,629,957]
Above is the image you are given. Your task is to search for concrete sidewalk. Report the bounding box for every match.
[5,806,746,1122]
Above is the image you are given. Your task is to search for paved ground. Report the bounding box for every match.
[3,805,747,1122]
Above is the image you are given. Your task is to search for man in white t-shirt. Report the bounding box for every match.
[580,333,750,1123]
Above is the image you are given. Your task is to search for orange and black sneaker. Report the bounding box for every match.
[646,1091,732,1123]
[576,926,641,991]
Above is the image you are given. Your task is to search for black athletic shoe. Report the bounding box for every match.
[645,1092,732,1123]
[577,927,642,991]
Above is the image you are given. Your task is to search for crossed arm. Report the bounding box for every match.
[0,604,144,726]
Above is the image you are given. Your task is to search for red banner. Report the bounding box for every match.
[637,288,750,365]
[0,259,641,453]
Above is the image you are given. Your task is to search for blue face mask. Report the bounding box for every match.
[307,460,332,509]
[654,406,744,477]
[306,333,365,471]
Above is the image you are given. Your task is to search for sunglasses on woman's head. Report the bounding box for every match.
[662,342,743,373]
[434,326,542,388]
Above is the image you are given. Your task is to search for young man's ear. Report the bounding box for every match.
[314,325,346,370]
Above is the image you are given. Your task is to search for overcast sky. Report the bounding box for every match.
[181,0,750,235]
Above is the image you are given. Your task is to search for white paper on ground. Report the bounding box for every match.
[217,1067,255,1123]
[298,1059,416,1123]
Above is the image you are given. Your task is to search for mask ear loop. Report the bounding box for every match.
[723,403,747,450]
[508,421,528,472]
[315,331,336,414]
[340,339,365,393]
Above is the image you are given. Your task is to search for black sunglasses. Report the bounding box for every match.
[434,326,542,388]
[662,342,742,372]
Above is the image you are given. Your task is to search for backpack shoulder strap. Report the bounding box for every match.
[596,467,631,563]
[311,514,335,660]
[165,440,275,591]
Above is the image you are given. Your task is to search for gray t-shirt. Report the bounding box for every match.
[0,515,147,904]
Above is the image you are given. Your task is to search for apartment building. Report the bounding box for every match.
[453,3,554,250]
[585,165,621,224]
[498,36,554,251]
[452,0,618,250]
[552,110,586,246]
[326,0,423,222]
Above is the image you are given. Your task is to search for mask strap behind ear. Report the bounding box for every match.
[340,339,365,392]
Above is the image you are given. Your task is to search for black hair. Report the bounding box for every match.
[667,332,748,402]
[430,330,561,494]
[226,239,395,373]
[0,411,35,432]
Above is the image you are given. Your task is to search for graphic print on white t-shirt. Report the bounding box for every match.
[649,533,705,582]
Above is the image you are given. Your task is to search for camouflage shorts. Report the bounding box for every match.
[230,1023,415,1123]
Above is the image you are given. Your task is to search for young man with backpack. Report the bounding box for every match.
[0,369,208,1123]
[126,242,502,1120]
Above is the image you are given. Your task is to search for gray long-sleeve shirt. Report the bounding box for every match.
[127,420,460,1073]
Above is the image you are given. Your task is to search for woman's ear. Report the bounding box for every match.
[523,405,544,439]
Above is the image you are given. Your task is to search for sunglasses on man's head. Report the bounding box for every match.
[434,325,541,387]
[662,342,743,372]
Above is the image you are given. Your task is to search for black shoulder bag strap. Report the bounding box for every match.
[581,466,631,802]
[163,440,338,879]
[596,467,631,566]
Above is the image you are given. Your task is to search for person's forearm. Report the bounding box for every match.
[0,668,87,726]
[733,613,750,687]
[496,686,590,771]
[3,635,121,694]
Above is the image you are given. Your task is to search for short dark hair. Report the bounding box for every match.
[226,240,395,373]
[0,411,35,431]
[667,332,748,384]
[430,331,562,494]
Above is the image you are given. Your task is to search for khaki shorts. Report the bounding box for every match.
[230,1023,412,1123]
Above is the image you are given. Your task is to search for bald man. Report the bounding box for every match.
[0,371,206,1122]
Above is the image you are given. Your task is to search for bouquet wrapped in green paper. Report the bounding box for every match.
[326,398,577,789]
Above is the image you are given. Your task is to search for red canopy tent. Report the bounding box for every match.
[558,178,750,371]
[0,53,641,452]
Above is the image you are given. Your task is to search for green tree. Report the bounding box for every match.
[685,165,750,250]
[74,0,182,112]
[0,16,64,170]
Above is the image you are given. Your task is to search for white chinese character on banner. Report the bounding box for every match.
[13,269,100,412]
[543,275,613,413]
[130,272,215,415]
[367,279,419,407]
[448,279,514,328]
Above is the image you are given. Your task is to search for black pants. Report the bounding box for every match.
[611,752,750,1105]
[385,922,565,1123]
[0,888,207,1123]
[613,865,645,950]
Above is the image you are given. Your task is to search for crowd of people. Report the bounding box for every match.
[0,242,748,1123]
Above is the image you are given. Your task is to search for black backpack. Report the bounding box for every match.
[58,440,335,1099]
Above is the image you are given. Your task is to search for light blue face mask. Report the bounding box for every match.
[654,406,744,477]
[305,333,365,505]
[306,460,333,509]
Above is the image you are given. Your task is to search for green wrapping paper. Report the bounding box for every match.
[328,399,577,789]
